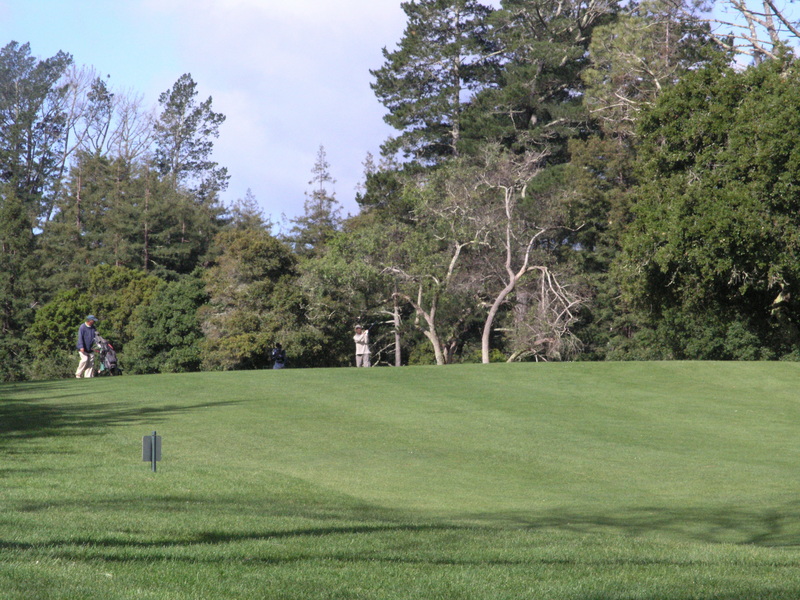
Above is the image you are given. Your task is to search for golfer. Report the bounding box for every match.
[353,324,371,367]
[75,315,98,378]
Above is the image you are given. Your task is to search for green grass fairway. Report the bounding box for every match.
[2,362,800,599]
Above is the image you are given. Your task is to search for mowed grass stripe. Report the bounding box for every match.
[4,362,799,514]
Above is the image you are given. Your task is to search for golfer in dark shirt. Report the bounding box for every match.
[75,315,97,378]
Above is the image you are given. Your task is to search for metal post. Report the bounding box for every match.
[151,431,157,472]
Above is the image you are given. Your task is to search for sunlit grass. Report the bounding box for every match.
[2,362,800,599]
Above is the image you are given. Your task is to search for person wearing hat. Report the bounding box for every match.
[353,324,371,367]
[75,315,98,378]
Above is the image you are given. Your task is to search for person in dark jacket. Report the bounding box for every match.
[271,343,286,369]
[75,315,98,378]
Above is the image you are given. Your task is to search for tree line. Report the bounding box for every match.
[2,0,800,381]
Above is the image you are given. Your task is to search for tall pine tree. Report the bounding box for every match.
[154,73,229,201]
[0,185,38,380]
[288,146,342,258]
[370,0,497,164]
[0,42,73,224]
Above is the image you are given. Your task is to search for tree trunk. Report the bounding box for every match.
[481,282,516,363]
[424,329,446,366]
[143,185,150,271]
[393,289,402,367]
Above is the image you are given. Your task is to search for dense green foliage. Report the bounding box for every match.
[2,0,800,380]
[123,274,208,373]
[2,363,800,598]
[618,55,800,359]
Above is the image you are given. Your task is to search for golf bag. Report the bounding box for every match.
[94,335,122,376]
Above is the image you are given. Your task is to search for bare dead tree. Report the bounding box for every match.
[471,145,585,363]
[583,0,705,139]
[706,0,800,63]
[62,65,114,158]
[506,268,584,361]
[39,65,92,223]
[386,237,475,366]
[107,90,155,165]
[45,67,155,223]
[383,165,495,365]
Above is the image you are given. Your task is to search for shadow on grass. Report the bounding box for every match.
[4,500,800,550]
[0,523,458,553]
[3,502,800,599]
[0,393,242,448]
[138,504,800,549]
[459,504,800,548]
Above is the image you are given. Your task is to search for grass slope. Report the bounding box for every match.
[1,362,800,599]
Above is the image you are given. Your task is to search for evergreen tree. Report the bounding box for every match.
[154,73,229,201]
[287,146,342,257]
[25,265,163,378]
[199,229,327,369]
[0,42,73,224]
[25,288,91,380]
[617,54,800,359]
[0,185,38,381]
[85,264,163,349]
[370,0,497,164]
[125,274,208,374]
[581,0,711,140]
[41,152,221,283]
[463,0,615,158]
[354,153,416,222]
[26,288,91,356]
[227,188,269,231]
[562,135,637,359]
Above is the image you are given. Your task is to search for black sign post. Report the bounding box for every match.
[142,431,162,472]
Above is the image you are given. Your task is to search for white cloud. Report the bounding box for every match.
[134,0,405,221]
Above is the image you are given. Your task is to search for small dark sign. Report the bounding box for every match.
[142,432,162,471]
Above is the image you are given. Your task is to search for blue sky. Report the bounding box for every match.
[0,0,409,226]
